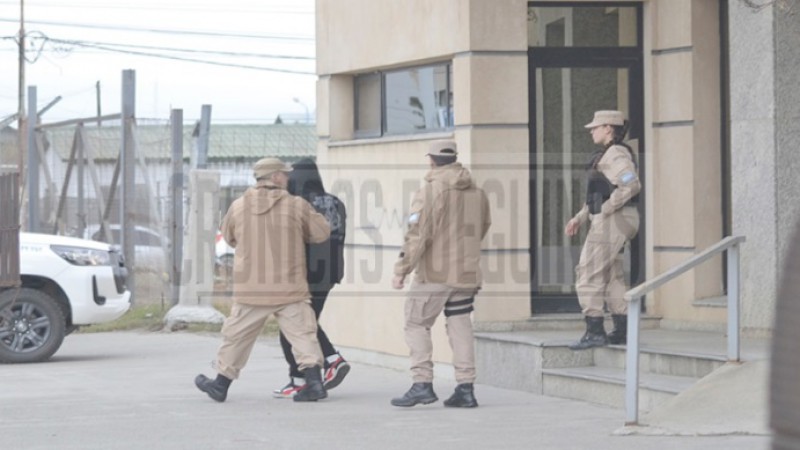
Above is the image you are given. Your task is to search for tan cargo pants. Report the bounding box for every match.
[404,281,478,384]
[215,300,323,380]
[575,206,640,318]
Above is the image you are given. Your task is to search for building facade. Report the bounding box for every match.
[315,0,799,361]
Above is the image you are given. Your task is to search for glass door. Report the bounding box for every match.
[528,2,644,313]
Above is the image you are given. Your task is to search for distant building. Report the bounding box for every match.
[26,122,315,234]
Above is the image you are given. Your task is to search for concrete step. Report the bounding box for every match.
[542,366,697,412]
[593,345,727,378]
[474,314,661,332]
[474,326,768,411]
[528,314,662,331]
[475,324,772,418]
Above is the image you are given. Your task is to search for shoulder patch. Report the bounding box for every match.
[620,171,637,185]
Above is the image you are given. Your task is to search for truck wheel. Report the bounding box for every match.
[0,288,66,363]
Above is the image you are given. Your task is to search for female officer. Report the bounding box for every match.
[564,110,641,350]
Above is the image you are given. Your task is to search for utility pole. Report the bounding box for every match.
[121,70,136,303]
[17,0,27,230]
[96,81,102,126]
[17,0,25,189]
[26,86,38,232]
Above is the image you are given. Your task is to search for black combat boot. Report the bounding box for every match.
[608,314,627,345]
[293,365,327,402]
[569,316,609,350]
[443,383,478,408]
[390,382,438,407]
[195,373,232,402]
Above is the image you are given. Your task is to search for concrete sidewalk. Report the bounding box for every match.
[0,332,769,450]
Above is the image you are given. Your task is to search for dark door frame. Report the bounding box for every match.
[527,2,645,314]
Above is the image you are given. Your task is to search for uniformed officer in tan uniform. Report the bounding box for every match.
[195,157,332,402]
[391,140,491,408]
[565,111,641,350]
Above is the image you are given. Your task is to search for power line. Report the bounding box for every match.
[54,40,315,74]
[0,1,313,14]
[0,18,315,41]
[38,36,315,60]
[1,33,316,73]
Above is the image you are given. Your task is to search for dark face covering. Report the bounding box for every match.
[287,157,326,200]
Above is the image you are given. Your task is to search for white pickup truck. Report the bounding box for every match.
[0,232,131,363]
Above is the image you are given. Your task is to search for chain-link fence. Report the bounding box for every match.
[2,112,315,304]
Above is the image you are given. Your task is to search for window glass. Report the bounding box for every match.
[353,63,452,138]
[385,65,451,135]
[354,73,381,137]
[528,6,638,47]
[533,67,631,294]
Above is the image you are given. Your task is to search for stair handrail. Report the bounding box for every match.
[622,235,746,426]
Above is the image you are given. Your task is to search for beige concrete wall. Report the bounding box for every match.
[466,124,531,322]
[690,0,724,301]
[315,0,532,359]
[456,54,529,125]
[316,125,531,357]
[316,0,730,350]
[317,0,462,74]
[316,75,354,141]
[467,0,528,51]
[314,126,531,356]
[648,0,725,327]
[316,0,526,75]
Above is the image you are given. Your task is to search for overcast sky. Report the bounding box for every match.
[0,0,316,125]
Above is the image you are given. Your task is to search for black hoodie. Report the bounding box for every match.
[288,158,346,290]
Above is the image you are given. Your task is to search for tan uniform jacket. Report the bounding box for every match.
[221,180,331,306]
[394,163,492,289]
[574,144,641,224]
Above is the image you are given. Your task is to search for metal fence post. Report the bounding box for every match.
[170,109,184,306]
[26,86,38,232]
[121,70,136,303]
[727,244,741,362]
[625,296,641,425]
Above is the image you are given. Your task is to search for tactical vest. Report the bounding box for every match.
[585,144,640,214]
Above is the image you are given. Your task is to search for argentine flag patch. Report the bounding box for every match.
[620,172,636,185]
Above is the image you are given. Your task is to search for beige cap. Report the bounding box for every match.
[426,140,458,156]
[584,110,625,128]
[253,157,292,179]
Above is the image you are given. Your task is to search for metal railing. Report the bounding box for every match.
[623,235,746,425]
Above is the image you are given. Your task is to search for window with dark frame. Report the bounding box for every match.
[355,73,381,137]
[528,4,639,48]
[354,62,453,138]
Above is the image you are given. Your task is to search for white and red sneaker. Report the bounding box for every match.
[323,353,351,390]
[272,377,305,399]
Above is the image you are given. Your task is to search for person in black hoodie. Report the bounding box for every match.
[273,157,350,398]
